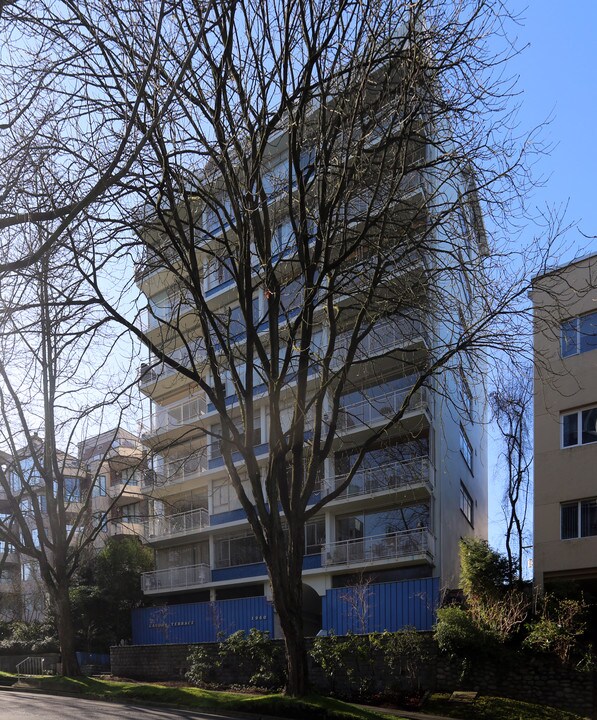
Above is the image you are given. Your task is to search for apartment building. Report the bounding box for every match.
[132,126,489,641]
[78,428,149,545]
[0,428,148,620]
[533,252,597,592]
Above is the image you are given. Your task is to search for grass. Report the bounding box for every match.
[423,693,588,720]
[8,674,405,720]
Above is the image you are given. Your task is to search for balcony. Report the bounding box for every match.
[152,453,208,490]
[146,395,207,440]
[327,456,432,501]
[337,385,428,432]
[141,563,211,593]
[148,507,209,541]
[110,520,145,537]
[135,244,180,285]
[109,481,143,503]
[323,527,433,568]
[333,313,426,367]
[138,342,207,390]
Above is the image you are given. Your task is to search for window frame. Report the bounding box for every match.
[459,481,474,526]
[561,406,597,448]
[459,425,473,473]
[561,499,597,540]
[561,310,597,358]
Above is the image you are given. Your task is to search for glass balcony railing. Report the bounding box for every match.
[333,313,425,366]
[327,456,431,499]
[141,563,211,592]
[337,385,427,431]
[149,395,207,435]
[148,507,209,539]
[323,527,433,567]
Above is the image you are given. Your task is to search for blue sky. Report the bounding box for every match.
[488,1,597,552]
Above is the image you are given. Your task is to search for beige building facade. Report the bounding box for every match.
[533,252,597,589]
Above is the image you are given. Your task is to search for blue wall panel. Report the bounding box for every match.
[132,596,274,645]
[211,562,267,582]
[322,577,439,634]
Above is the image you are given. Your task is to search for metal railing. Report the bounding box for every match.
[337,385,427,431]
[148,507,209,539]
[323,527,433,567]
[16,656,45,680]
[327,456,431,499]
[141,563,211,592]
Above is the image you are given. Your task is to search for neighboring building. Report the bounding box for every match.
[533,252,597,592]
[0,428,148,620]
[78,428,149,545]
[132,135,489,640]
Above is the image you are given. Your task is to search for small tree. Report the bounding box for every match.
[490,367,533,584]
[71,537,153,650]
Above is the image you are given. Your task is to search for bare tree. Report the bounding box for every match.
[0,0,559,694]
[490,366,533,585]
[0,239,147,675]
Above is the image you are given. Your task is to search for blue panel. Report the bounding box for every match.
[205,278,235,298]
[210,507,247,525]
[322,577,440,635]
[302,554,322,570]
[132,596,274,645]
[211,562,267,582]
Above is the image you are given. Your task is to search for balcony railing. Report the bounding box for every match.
[154,453,208,486]
[109,481,142,499]
[110,521,145,537]
[337,385,427,431]
[138,342,207,387]
[327,456,431,500]
[323,527,433,567]
[141,563,211,592]
[334,313,425,366]
[148,507,209,539]
[149,394,207,436]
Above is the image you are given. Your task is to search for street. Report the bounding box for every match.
[0,691,236,720]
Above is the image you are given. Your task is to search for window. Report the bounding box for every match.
[460,482,474,525]
[64,477,81,502]
[561,311,597,357]
[561,407,597,447]
[459,370,473,419]
[561,500,597,539]
[305,518,325,555]
[92,475,107,497]
[459,426,473,472]
[119,502,141,523]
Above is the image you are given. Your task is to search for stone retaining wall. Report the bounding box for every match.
[111,636,595,718]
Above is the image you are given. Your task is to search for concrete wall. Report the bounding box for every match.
[111,635,595,718]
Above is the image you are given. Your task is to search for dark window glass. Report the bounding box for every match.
[581,408,597,445]
[579,312,597,354]
[561,318,578,357]
[562,413,578,447]
[581,500,597,537]
[561,503,579,539]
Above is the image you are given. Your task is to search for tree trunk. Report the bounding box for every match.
[52,584,80,676]
[266,526,308,696]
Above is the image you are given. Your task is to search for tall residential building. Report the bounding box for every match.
[132,130,489,641]
[533,252,597,591]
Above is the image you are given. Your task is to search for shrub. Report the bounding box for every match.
[524,594,591,666]
[310,632,381,699]
[434,606,496,658]
[187,629,285,690]
[381,627,431,690]
[186,644,220,686]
